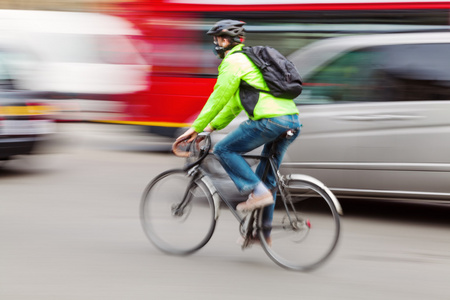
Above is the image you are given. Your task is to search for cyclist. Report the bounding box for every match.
[175,19,301,243]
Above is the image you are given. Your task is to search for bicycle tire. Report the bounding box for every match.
[258,175,341,271]
[140,169,216,255]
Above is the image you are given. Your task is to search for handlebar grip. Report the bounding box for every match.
[172,139,191,157]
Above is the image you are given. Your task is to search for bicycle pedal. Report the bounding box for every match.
[236,236,252,250]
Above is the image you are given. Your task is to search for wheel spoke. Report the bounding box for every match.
[259,178,340,271]
[140,170,216,255]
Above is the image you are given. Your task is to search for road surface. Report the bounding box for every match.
[1,123,449,300]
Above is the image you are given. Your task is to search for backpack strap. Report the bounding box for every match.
[232,50,272,95]
[240,80,271,95]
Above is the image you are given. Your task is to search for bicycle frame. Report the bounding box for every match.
[178,131,341,239]
[187,136,287,226]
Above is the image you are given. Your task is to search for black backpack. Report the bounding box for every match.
[235,46,303,99]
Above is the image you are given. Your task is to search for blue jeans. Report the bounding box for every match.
[213,114,301,235]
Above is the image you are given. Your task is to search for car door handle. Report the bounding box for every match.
[337,114,422,121]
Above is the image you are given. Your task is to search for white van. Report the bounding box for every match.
[0,10,149,98]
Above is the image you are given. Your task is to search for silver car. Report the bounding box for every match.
[218,32,450,204]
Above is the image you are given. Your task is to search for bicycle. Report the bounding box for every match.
[140,131,343,271]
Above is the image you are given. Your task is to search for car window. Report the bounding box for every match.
[296,42,450,104]
[0,52,15,90]
[297,48,380,104]
[375,43,450,101]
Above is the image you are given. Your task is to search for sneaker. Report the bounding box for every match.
[236,192,274,213]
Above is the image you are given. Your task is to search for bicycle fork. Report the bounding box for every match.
[171,167,201,217]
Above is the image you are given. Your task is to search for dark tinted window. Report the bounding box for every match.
[299,42,450,104]
[376,43,450,101]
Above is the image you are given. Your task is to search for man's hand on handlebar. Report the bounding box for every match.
[175,127,198,144]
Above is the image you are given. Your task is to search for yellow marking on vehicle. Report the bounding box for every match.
[92,119,192,128]
[0,105,55,116]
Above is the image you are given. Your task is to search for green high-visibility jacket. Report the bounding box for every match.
[191,44,299,133]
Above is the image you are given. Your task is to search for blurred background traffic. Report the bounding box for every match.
[2,0,450,205]
[1,1,450,299]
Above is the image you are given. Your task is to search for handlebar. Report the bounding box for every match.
[172,132,212,170]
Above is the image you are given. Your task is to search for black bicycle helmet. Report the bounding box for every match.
[207,19,246,37]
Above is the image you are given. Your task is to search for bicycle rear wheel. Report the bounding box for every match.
[140,169,216,255]
[259,175,341,271]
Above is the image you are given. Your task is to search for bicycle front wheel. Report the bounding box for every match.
[140,169,216,255]
[259,175,341,271]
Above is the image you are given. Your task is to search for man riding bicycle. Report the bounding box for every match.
[175,19,301,244]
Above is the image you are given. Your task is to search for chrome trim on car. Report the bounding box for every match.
[329,188,450,203]
[283,162,450,172]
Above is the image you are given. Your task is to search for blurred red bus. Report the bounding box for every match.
[108,0,450,137]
